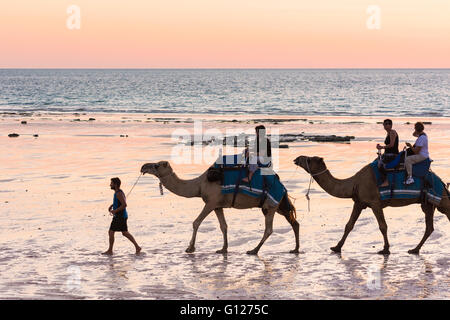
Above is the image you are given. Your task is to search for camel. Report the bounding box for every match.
[140,161,298,255]
[294,156,450,254]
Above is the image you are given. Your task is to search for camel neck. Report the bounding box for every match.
[159,170,202,198]
[313,169,356,199]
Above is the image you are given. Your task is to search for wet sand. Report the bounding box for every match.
[0,113,449,299]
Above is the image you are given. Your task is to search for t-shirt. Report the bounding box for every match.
[414,134,429,158]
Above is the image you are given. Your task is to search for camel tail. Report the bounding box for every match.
[437,186,450,219]
[279,192,297,223]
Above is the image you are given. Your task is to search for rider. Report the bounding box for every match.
[376,119,399,187]
[404,122,429,185]
[242,125,272,183]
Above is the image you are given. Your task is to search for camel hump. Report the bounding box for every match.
[207,167,224,183]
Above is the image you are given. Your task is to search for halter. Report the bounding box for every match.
[155,170,174,180]
[304,157,329,212]
[305,158,329,177]
[154,168,174,196]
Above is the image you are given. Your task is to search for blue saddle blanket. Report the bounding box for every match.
[214,155,286,206]
[370,160,445,205]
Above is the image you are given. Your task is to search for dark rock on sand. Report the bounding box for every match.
[8,133,19,137]
[405,121,432,125]
[307,135,355,142]
[88,118,96,121]
[21,121,27,124]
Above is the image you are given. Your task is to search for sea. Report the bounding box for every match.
[0,69,448,116]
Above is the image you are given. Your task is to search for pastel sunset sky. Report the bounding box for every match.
[1,0,449,68]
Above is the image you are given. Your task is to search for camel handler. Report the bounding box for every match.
[103,177,141,255]
[242,125,272,183]
[404,122,429,185]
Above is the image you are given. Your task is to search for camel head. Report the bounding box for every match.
[293,156,327,175]
[140,161,172,177]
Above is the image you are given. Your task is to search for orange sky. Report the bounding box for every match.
[0,0,449,68]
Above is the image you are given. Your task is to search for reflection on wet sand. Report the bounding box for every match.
[0,113,449,299]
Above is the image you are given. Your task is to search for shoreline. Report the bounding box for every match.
[2,111,450,122]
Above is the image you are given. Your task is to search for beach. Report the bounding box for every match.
[0,112,449,299]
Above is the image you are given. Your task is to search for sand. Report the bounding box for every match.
[0,112,449,299]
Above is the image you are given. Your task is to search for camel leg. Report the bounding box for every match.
[247,208,275,255]
[214,208,228,254]
[371,205,390,255]
[330,202,364,253]
[185,204,214,253]
[436,198,450,222]
[283,215,300,253]
[408,203,435,254]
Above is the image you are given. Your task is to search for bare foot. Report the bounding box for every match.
[241,178,249,183]
[135,246,142,255]
[102,250,113,255]
[380,180,389,187]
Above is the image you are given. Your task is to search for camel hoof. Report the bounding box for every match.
[377,249,390,255]
[216,249,227,254]
[185,246,195,253]
[289,249,300,254]
[330,246,341,253]
[246,249,258,255]
[408,249,420,255]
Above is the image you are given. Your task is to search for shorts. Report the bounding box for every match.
[109,216,128,232]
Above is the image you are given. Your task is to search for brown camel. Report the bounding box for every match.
[294,156,450,254]
[140,161,298,255]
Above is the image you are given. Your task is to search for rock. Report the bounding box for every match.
[307,135,355,142]
[21,121,27,124]
[88,118,96,121]
[405,121,431,125]
[278,144,289,148]
[33,134,39,137]
[8,133,19,137]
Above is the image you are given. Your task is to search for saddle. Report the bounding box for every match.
[381,151,432,178]
[207,154,272,208]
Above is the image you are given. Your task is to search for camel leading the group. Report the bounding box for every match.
[294,155,450,254]
[140,161,298,255]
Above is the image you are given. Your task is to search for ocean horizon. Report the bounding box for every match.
[1,68,449,117]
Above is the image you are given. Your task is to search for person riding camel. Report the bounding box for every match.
[242,125,272,183]
[376,119,399,187]
[404,122,429,185]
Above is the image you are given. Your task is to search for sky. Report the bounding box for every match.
[0,0,449,68]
